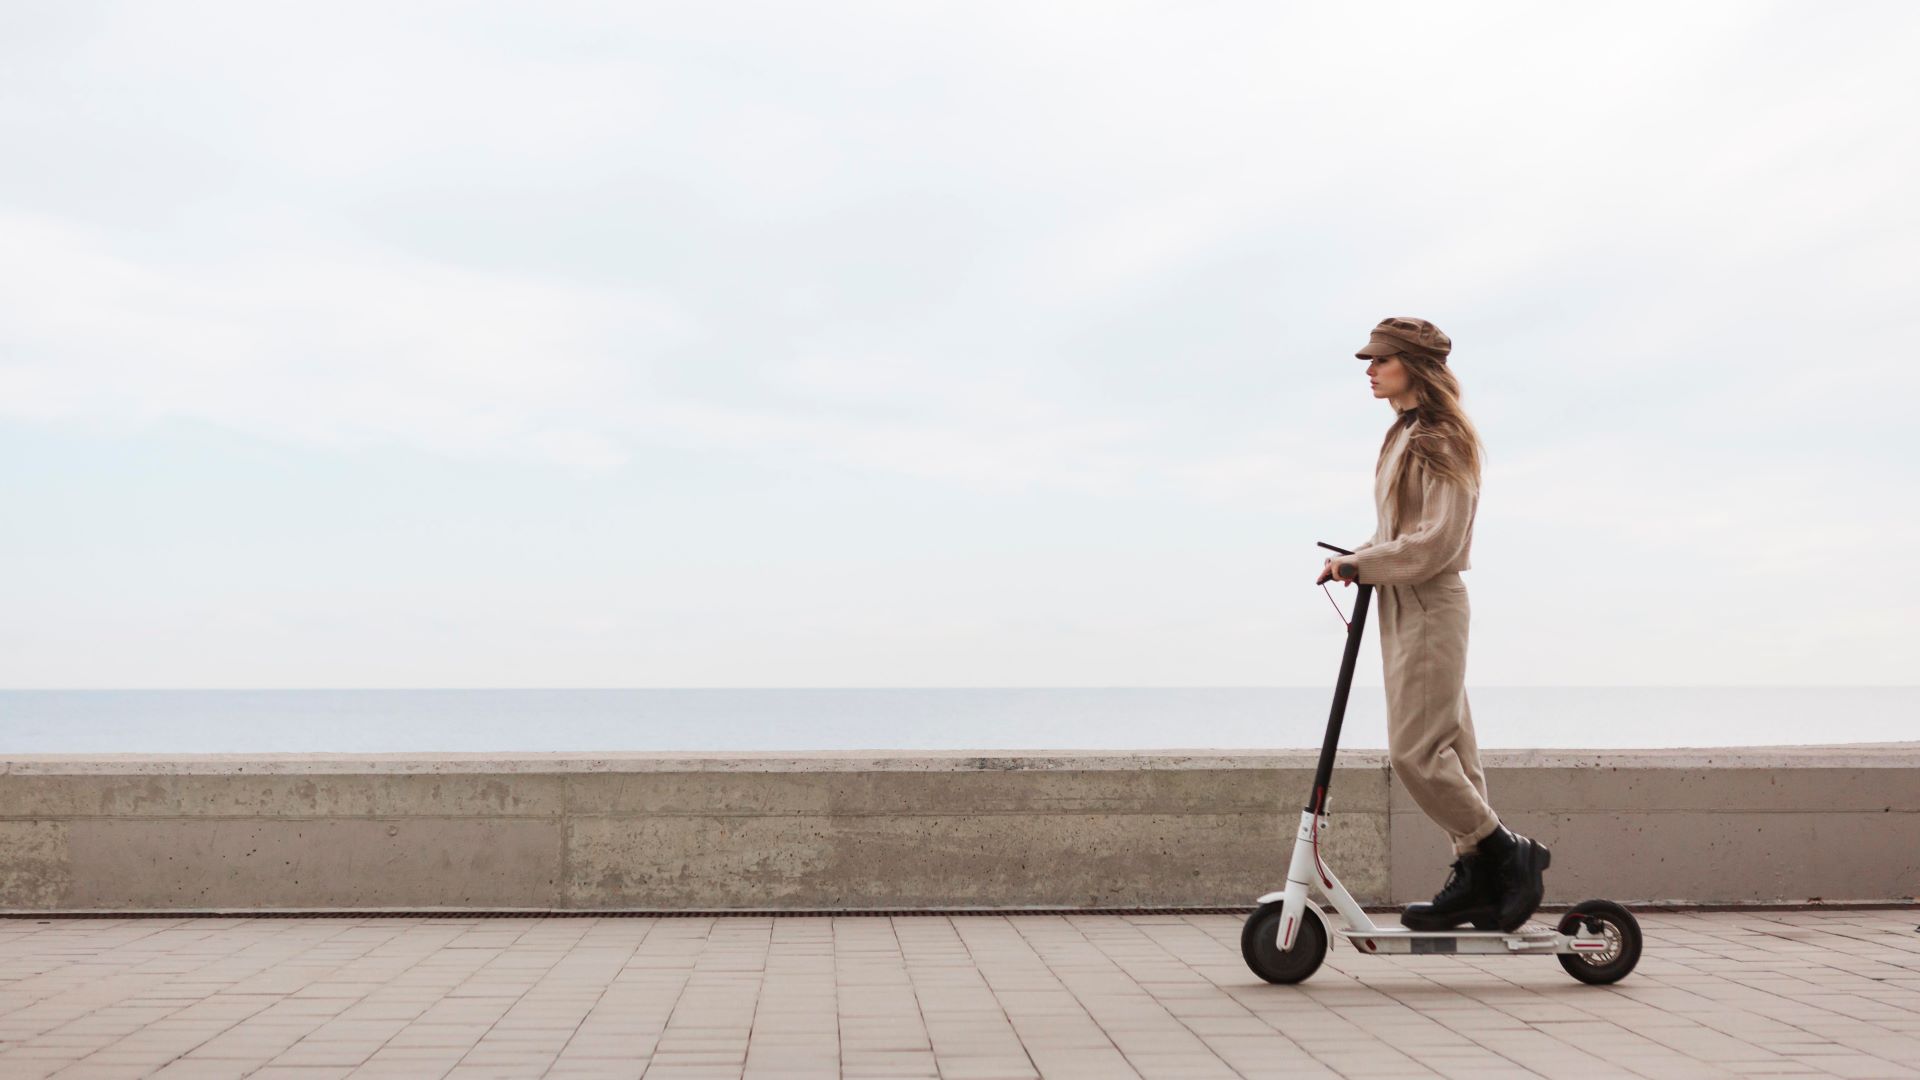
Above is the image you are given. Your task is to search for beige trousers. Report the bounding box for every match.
[1377,570,1502,856]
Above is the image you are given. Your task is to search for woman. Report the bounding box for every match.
[1315,316,1550,933]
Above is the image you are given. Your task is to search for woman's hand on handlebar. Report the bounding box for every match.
[1316,557,1357,587]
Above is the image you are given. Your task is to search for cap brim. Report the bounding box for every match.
[1355,342,1398,359]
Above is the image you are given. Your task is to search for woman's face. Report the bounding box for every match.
[1367,354,1409,401]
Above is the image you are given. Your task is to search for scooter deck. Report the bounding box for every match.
[1339,923,1599,956]
[1339,924,1558,938]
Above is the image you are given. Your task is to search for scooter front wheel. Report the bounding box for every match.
[1241,900,1328,984]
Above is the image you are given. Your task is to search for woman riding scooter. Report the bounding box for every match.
[1314,316,1550,933]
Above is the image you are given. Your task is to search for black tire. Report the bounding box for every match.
[1242,900,1329,984]
[1556,900,1641,985]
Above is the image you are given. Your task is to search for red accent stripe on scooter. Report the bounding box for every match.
[1311,814,1333,888]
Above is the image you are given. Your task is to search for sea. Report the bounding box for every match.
[1,687,1914,754]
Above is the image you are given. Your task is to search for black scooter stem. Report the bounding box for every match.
[1309,541,1370,815]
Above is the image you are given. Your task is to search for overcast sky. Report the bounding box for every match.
[2,1,1915,688]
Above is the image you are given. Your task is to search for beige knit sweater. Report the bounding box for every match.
[1349,413,1477,586]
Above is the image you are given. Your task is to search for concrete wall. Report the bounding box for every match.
[2,746,1914,912]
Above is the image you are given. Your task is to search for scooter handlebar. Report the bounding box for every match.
[1317,541,1354,557]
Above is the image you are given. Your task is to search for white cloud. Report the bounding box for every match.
[1,0,1916,687]
[0,211,691,466]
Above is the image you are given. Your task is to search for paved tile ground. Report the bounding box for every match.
[0,909,1916,1079]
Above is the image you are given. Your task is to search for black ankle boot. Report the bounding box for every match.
[1477,827,1552,933]
[1400,853,1498,931]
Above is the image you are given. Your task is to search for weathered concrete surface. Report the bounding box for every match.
[1,746,1914,911]
[1390,746,1920,906]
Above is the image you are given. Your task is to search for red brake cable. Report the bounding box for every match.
[1321,581,1350,630]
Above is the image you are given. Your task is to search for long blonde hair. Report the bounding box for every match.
[1375,351,1484,493]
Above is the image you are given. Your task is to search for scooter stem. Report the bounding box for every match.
[1309,541,1372,816]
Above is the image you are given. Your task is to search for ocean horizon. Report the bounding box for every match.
[2,686,1914,755]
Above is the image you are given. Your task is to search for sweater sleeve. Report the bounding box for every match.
[1349,469,1473,586]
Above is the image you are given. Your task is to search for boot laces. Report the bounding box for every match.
[1434,857,1476,904]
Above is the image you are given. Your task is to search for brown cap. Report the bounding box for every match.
[1355,316,1452,363]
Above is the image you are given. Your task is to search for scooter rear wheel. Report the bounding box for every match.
[1241,900,1328,984]
[1556,900,1642,985]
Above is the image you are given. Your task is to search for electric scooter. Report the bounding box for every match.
[1241,541,1642,985]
